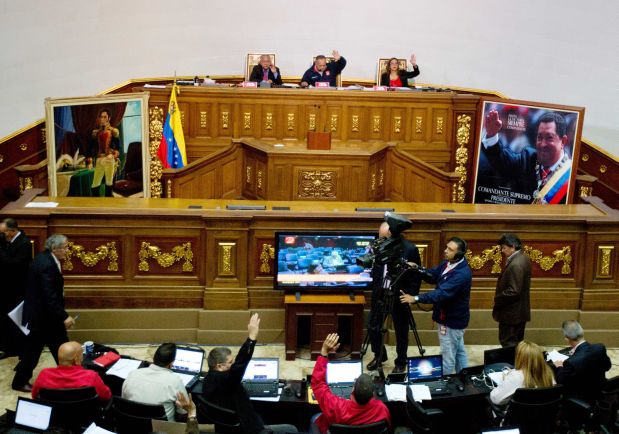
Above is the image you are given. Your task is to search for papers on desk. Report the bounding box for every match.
[250,387,283,402]
[174,372,196,387]
[106,358,142,379]
[144,84,166,88]
[8,301,30,335]
[25,202,58,208]
[409,384,432,401]
[385,384,407,402]
[546,350,569,363]
[83,422,116,434]
[487,371,505,387]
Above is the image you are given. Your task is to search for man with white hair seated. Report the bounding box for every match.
[552,320,611,404]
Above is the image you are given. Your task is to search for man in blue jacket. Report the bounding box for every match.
[300,50,346,87]
[400,237,472,375]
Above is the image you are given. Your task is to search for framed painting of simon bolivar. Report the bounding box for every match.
[45,92,150,198]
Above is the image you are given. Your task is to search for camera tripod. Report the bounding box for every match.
[361,270,425,379]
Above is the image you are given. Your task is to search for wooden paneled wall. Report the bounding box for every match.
[5,196,618,312]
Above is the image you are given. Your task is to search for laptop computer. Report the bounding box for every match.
[242,358,280,397]
[326,360,363,398]
[170,346,205,389]
[8,397,53,434]
[407,354,450,396]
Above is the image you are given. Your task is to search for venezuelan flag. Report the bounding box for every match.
[157,84,187,169]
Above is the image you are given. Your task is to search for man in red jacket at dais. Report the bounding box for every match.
[310,333,391,433]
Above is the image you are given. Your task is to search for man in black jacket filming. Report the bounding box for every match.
[366,213,421,374]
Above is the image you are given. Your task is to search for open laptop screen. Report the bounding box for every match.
[171,347,204,374]
[15,397,52,431]
[243,358,279,381]
[326,361,362,385]
[407,355,443,382]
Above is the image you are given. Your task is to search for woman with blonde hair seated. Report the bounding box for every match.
[490,340,555,408]
[379,54,420,87]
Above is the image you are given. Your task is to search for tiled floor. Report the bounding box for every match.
[2,342,618,415]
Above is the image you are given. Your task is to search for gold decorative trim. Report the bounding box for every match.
[599,164,607,174]
[260,243,275,273]
[180,111,185,128]
[596,245,614,278]
[465,245,502,274]
[454,114,471,203]
[298,170,336,199]
[523,245,571,274]
[221,111,230,129]
[138,242,193,272]
[265,112,273,130]
[581,153,589,162]
[436,116,444,134]
[0,154,3,163]
[257,169,263,190]
[308,114,316,132]
[378,169,384,187]
[287,113,295,131]
[41,127,46,144]
[218,242,236,276]
[372,115,381,133]
[18,178,24,195]
[415,116,423,134]
[19,143,28,151]
[330,114,338,132]
[393,116,402,133]
[351,115,359,132]
[63,241,119,272]
[246,165,252,184]
[166,179,172,198]
[148,106,164,198]
[24,177,33,191]
[579,185,592,197]
[200,111,207,128]
[370,172,376,191]
[417,244,428,268]
[243,112,251,130]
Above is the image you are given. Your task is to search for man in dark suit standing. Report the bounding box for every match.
[12,234,76,392]
[492,233,531,347]
[553,320,611,405]
[0,218,32,359]
[248,54,283,85]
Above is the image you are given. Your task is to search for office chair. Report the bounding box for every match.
[483,346,516,366]
[111,396,166,434]
[405,386,446,433]
[502,385,563,434]
[37,386,100,432]
[113,141,143,197]
[195,395,242,434]
[561,374,619,432]
[329,420,389,434]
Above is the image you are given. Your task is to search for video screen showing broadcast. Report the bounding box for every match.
[274,232,376,290]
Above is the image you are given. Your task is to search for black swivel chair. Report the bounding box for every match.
[502,385,563,434]
[564,375,619,433]
[111,396,166,434]
[195,395,242,434]
[405,387,445,434]
[329,420,389,434]
[37,386,100,432]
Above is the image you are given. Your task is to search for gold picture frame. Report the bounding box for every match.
[45,92,150,198]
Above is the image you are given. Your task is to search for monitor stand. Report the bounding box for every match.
[348,291,355,301]
[295,291,301,301]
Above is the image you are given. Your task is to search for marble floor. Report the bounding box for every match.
[2,342,618,419]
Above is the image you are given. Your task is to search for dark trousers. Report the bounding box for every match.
[12,326,68,389]
[498,322,526,348]
[368,290,411,367]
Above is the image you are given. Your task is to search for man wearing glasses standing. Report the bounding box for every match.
[482,111,572,204]
[12,234,76,392]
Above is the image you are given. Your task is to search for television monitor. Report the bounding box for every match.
[274,231,376,291]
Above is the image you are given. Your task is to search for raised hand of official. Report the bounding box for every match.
[248,313,260,340]
[485,110,502,138]
[321,333,340,356]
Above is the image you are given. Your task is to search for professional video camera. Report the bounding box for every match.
[356,212,418,294]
